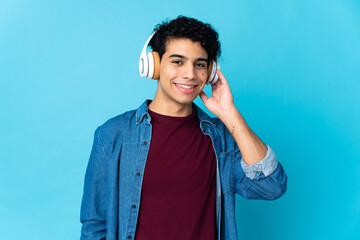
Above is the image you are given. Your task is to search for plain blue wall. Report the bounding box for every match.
[1,0,359,239]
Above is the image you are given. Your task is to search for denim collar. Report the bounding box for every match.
[135,99,216,127]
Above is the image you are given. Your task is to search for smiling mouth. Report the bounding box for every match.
[174,82,199,94]
[175,83,197,89]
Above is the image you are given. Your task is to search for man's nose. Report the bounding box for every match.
[182,63,196,80]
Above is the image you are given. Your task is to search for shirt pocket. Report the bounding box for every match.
[218,151,235,196]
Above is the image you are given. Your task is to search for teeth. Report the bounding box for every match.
[176,83,195,89]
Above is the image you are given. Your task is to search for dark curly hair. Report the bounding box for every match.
[149,16,221,63]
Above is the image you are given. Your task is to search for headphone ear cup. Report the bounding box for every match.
[146,52,154,79]
[207,61,214,84]
[152,51,160,79]
[207,60,219,85]
[139,53,148,78]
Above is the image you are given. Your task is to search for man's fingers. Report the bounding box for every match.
[216,69,228,84]
[199,91,209,103]
[211,82,217,92]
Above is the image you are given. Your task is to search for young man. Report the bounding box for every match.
[80,16,287,240]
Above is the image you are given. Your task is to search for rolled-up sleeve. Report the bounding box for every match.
[240,145,278,180]
[235,145,287,200]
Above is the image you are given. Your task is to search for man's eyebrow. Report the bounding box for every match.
[169,54,208,62]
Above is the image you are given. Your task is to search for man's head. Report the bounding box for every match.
[147,16,222,113]
[149,16,221,64]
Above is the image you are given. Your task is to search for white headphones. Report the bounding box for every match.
[139,31,220,85]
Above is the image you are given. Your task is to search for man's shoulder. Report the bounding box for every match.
[93,106,141,154]
[101,109,136,129]
[195,110,235,152]
[98,100,149,133]
[194,104,228,134]
[96,107,142,143]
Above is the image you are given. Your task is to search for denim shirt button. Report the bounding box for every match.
[132,204,136,208]
[143,141,147,145]
[127,235,132,239]
[136,172,140,176]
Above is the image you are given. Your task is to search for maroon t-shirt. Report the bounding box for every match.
[134,108,217,240]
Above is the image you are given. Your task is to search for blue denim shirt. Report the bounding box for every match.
[80,100,287,240]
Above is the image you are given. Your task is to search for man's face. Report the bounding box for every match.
[156,38,209,108]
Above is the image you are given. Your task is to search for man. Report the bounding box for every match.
[80,16,287,240]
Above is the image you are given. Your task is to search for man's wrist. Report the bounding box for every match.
[217,104,238,121]
[218,106,245,130]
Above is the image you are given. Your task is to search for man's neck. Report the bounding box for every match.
[148,97,193,117]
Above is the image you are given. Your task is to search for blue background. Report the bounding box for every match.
[1,0,359,239]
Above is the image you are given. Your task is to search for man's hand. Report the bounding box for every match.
[199,69,236,119]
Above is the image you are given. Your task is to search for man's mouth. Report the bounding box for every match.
[175,83,196,89]
[174,83,198,94]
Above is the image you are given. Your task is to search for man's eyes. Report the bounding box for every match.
[172,60,206,68]
[196,63,207,68]
[172,60,182,65]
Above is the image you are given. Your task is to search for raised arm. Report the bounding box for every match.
[200,69,268,165]
[200,70,287,199]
